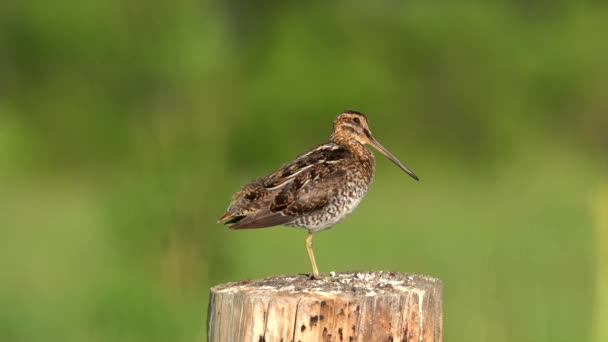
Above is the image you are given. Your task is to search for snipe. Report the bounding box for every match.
[218,110,418,279]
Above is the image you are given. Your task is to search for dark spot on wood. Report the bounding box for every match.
[322,327,328,336]
[338,327,344,340]
[387,336,393,342]
[320,300,327,307]
[355,305,360,312]
[403,325,409,342]
[258,336,265,342]
[310,315,319,325]
[300,324,306,332]
[352,324,356,333]
[349,337,354,342]
[339,308,345,315]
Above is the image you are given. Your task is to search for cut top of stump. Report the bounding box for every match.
[212,271,442,298]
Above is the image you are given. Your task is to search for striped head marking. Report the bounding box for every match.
[332,110,372,145]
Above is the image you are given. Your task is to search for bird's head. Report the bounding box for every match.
[332,110,419,181]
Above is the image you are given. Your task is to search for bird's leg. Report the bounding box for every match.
[305,231,321,279]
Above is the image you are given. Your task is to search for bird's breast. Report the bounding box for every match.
[290,166,374,232]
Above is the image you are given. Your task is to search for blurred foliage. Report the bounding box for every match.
[1,1,607,341]
[593,184,608,341]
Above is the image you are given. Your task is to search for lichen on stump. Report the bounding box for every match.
[207,271,443,342]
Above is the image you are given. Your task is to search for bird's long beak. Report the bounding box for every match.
[368,136,419,181]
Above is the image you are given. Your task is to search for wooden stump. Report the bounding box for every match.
[207,271,443,342]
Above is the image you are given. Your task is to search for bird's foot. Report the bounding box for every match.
[308,273,322,280]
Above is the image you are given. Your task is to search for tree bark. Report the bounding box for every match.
[207,271,442,342]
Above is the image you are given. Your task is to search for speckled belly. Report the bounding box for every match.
[287,181,371,233]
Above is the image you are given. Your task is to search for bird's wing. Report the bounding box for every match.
[282,168,345,216]
[263,143,349,190]
[224,210,296,229]
[224,143,351,229]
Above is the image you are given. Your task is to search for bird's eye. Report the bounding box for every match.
[352,117,361,124]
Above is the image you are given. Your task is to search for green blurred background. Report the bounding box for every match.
[1,1,607,341]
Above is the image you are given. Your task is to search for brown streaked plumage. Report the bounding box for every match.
[218,110,418,279]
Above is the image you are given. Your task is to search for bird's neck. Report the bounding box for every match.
[331,135,375,163]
